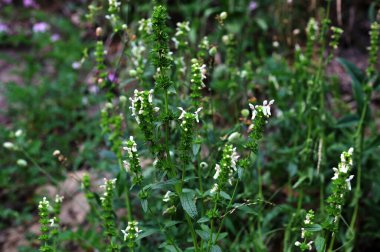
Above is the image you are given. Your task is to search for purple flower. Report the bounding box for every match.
[108,72,118,82]
[249,1,258,11]
[2,0,12,4]
[33,22,49,33]
[51,34,60,42]
[0,23,9,33]
[23,0,37,8]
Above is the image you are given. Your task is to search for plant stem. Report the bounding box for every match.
[206,193,220,251]
[119,158,132,221]
[214,181,239,244]
[346,100,368,249]
[21,149,59,185]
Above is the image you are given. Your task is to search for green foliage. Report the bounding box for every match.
[1,1,380,252]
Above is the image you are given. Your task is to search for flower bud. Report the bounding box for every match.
[209,46,217,56]
[17,159,27,167]
[119,95,127,104]
[96,27,103,37]
[241,109,249,117]
[3,142,15,150]
[53,150,61,156]
[220,12,228,20]
[228,132,241,142]
[15,129,23,137]
[129,69,137,77]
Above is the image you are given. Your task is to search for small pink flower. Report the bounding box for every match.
[33,22,49,33]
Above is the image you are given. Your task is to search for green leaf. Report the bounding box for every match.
[136,228,159,241]
[304,224,322,232]
[195,229,210,241]
[315,236,325,252]
[335,114,359,128]
[197,217,210,223]
[141,199,148,213]
[143,179,180,191]
[337,58,365,114]
[165,220,182,228]
[180,192,198,219]
[210,245,222,252]
[192,144,201,156]
[219,191,231,200]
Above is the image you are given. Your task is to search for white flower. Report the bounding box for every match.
[194,107,202,123]
[213,164,221,179]
[55,195,64,203]
[178,107,186,120]
[301,227,305,238]
[53,150,61,156]
[15,129,23,137]
[200,64,207,80]
[49,218,55,227]
[3,142,15,150]
[163,191,172,202]
[262,100,274,117]
[348,147,354,155]
[172,37,179,48]
[200,162,208,169]
[249,103,258,120]
[332,167,339,180]
[307,241,313,250]
[210,183,219,194]
[295,241,301,246]
[346,175,354,191]
[230,147,240,171]
[148,89,154,103]
[17,159,27,167]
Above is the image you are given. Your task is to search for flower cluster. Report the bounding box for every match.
[138,18,153,39]
[325,148,354,231]
[121,220,142,249]
[50,195,64,238]
[177,107,202,164]
[211,144,240,194]
[95,40,107,87]
[295,210,315,251]
[38,197,52,251]
[151,5,172,90]
[100,178,118,243]
[246,100,275,153]
[327,26,343,63]
[130,41,147,82]
[172,21,190,49]
[129,89,155,143]
[100,103,124,159]
[367,22,379,77]
[123,136,143,186]
[190,58,207,106]
[305,18,319,59]
[222,34,236,67]
[105,0,125,32]
[197,36,211,58]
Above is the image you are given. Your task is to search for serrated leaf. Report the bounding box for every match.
[180,192,198,219]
